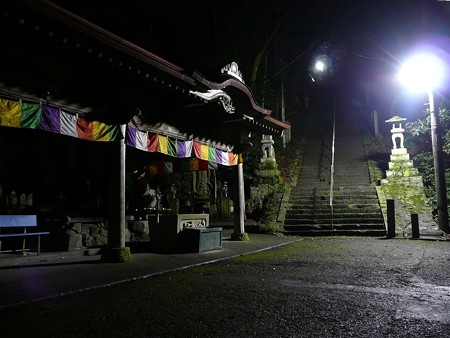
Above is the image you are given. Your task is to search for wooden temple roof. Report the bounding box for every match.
[1,0,289,149]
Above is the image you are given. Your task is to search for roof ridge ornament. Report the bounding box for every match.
[221,62,244,83]
[190,89,235,114]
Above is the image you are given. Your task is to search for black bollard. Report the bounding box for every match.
[387,199,396,238]
[411,214,420,239]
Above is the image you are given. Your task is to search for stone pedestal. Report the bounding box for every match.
[221,196,231,220]
[378,147,437,234]
[127,220,149,241]
[100,247,133,263]
[181,227,223,252]
[66,230,83,251]
[230,232,249,241]
[148,213,210,253]
[168,198,180,213]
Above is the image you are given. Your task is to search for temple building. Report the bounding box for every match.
[0,0,289,261]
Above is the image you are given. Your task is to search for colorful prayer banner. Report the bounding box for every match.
[0,97,121,141]
[147,159,218,175]
[126,124,238,166]
[0,96,238,166]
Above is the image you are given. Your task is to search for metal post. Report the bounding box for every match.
[387,199,396,238]
[373,110,379,138]
[330,102,335,229]
[428,91,450,234]
[411,214,420,239]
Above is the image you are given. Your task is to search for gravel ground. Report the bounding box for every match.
[1,237,449,337]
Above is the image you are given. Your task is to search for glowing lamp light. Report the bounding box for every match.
[315,60,325,72]
[309,55,330,83]
[398,53,444,92]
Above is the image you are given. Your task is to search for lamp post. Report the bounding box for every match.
[398,53,450,234]
[427,90,450,234]
[310,54,336,222]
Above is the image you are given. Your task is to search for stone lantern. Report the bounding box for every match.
[261,134,275,163]
[384,115,411,178]
[379,115,437,236]
[385,115,406,149]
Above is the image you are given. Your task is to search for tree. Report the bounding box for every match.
[406,102,450,214]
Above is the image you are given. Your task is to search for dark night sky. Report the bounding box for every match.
[51,0,450,120]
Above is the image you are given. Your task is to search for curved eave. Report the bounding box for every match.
[223,116,290,136]
[264,116,291,131]
[14,0,196,86]
[192,71,271,116]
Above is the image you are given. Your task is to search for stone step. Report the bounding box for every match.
[289,197,380,203]
[283,112,385,237]
[287,208,381,215]
[289,198,378,203]
[291,187,378,194]
[333,172,369,176]
[295,177,371,183]
[290,200,378,205]
[283,229,386,237]
[291,188,378,194]
[330,182,372,187]
[283,223,386,231]
[283,230,386,237]
[287,207,381,214]
[286,205,382,211]
[288,202,380,208]
[333,175,370,180]
[285,212,383,219]
[285,216,384,223]
[284,218,384,225]
[283,228,386,236]
[291,190,376,195]
[298,169,330,174]
[298,173,369,177]
[288,206,381,212]
[294,178,330,183]
[287,211,382,218]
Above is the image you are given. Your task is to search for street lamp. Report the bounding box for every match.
[309,55,330,83]
[398,53,450,234]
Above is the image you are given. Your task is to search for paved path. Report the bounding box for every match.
[0,230,298,309]
[0,234,449,337]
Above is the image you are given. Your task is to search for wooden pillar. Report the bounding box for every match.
[231,156,249,241]
[101,125,132,262]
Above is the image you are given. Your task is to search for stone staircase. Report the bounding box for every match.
[283,110,386,236]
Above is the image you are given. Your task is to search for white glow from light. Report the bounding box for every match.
[398,53,445,92]
[315,61,325,72]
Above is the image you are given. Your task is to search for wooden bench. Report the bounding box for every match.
[0,215,50,255]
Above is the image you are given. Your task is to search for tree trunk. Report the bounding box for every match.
[249,6,299,87]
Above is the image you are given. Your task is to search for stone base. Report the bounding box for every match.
[100,247,133,263]
[67,232,83,251]
[230,232,250,241]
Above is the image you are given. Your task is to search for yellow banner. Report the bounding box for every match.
[0,99,21,127]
